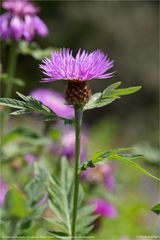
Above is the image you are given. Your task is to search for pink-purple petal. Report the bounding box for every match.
[40,49,114,82]
[90,199,117,218]
[30,88,74,119]
[0,0,48,42]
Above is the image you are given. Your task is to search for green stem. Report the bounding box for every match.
[6,41,18,97]
[71,106,83,238]
[1,42,18,159]
[1,42,18,132]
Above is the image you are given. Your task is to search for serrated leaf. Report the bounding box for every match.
[76,215,98,233]
[0,93,74,125]
[78,224,94,236]
[151,204,160,215]
[76,205,96,222]
[0,98,26,109]
[11,109,32,115]
[47,158,96,237]
[45,219,68,233]
[25,163,48,205]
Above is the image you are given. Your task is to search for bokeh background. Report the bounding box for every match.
[1,0,159,239]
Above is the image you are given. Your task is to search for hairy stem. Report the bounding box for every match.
[71,106,83,238]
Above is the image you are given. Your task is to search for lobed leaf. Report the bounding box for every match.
[80,148,160,181]
[0,98,26,109]
[47,157,96,238]
[84,82,141,110]
[25,163,48,205]
[0,93,74,125]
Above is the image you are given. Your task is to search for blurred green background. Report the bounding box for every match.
[1,0,159,239]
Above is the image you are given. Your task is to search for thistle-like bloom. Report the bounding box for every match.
[81,164,115,192]
[0,179,8,207]
[0,0,48,42]
[52,126,87,162]
[30,88,74,119]
[90,199,117,218]
[40,49,114,82]
[40,49,114,106]
[25,153,38,164]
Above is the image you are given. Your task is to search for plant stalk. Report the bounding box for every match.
[6,41,18,98]
[1,42,18,132]
[71,106,83,238]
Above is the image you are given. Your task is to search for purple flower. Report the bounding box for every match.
[30,88,74,119]
[25,153,38,164]
[0,179,8,207]
[0,0,48,42]
[90,199,117,218]
[52,126,87,162]
[81,164,115,192]
[40,49,114,82]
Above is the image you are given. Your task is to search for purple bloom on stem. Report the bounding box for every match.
[0,179,8,207]
[60,129,87,161]
[90,199,117,218]
[0,0,48,42]
[25,153,38,164]
[52,127,87,162]
[40,49,114,82]
[30,88,74,119]
[81,164,115,192]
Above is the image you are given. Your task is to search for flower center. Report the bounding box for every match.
[65,80,92,107]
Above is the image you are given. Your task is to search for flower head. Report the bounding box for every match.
[52,126,87,162]
[81,164,115,192]
[25,153,38,164]
[40,49,114,82]
[0,0,48,42]
[30,88,74,119]
[0,179,8,207]
[90,199,117,218]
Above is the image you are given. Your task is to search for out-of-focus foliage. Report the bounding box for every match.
[18,41,55,60]
[151,204,160,215]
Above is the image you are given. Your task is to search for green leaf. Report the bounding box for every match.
[151,204,160,215]
[25,163,48,205]
[133,143,160,165]
[18,40,55,60]
[113,86,142,96]
[47,157,96,238]
[0,93,74,125]
[5,189,28,218]
[84,82,142,110]
[112,154,160,182]
[102,81,122,97]
[3,126,49,145]
[76,205,96,222]
[84,92,102,110]
[0,98,26,109]
[80,148,160,181]
[0,73,25,86]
